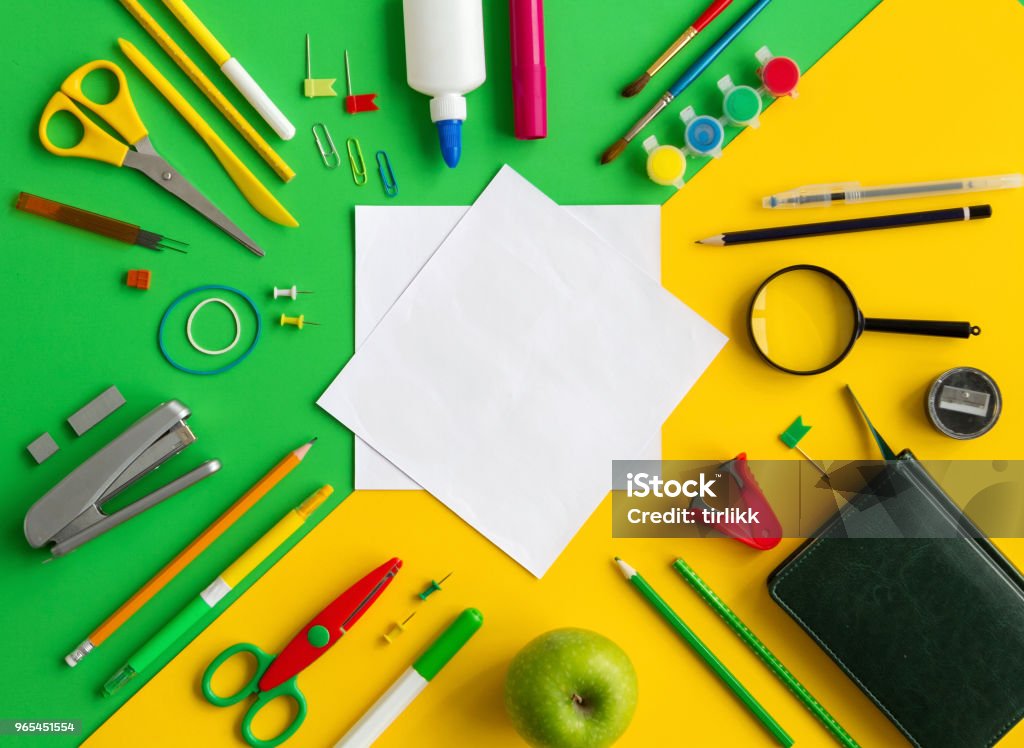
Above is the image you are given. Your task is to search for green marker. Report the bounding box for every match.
[672,558,860,748]
[103,486,335,696]
[615,557,792,748]
[334,608,484,748]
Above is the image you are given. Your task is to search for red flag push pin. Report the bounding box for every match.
[344,50,379,114]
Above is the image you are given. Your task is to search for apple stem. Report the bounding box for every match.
[571,694,585,707]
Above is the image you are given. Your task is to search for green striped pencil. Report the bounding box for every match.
[672,558,860,748]
[615,558,793,747]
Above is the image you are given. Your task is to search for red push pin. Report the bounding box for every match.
[344,50,378,114]
[756,46,800,98]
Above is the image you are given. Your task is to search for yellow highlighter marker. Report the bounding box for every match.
[119,39,298,228]
[103,485,334,696]
[161,0,295,140]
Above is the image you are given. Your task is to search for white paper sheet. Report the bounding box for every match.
[354,204,663,490]
[319,166,726,576]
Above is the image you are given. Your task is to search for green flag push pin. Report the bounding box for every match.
[780,417,828,478]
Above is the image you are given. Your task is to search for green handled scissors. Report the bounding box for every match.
[202,558,401,748]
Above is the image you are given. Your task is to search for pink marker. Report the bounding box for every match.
[509,0,547,140]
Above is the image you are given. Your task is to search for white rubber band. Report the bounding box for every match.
[186,298,241,356]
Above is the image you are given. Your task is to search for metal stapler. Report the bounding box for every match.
[24,400,220,558]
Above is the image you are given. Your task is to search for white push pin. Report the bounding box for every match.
[272,285,314,300]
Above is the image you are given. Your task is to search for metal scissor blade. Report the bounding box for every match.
[340,566,400,632]
[123,145,264,257]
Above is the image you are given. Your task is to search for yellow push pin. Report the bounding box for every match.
[383,612,416,644]
[279,313,320,330]
[642,135,686,189]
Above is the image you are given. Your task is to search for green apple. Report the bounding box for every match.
[504,628,638,748]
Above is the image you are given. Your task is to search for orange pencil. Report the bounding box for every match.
[64,438,317,668]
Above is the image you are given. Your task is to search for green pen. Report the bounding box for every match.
[615,557,793,747]
[334,608,484,748]
[103,486,335,696]
[673,558,861,748]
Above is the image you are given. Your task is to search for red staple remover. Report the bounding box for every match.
[690,454,782,550]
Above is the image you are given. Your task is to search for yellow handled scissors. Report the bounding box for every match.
[39,60,264,257]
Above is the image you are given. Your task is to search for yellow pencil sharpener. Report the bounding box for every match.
[642,136,686,189]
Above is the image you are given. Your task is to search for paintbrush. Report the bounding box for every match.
[622,0,733,97]
[603,0,772,164]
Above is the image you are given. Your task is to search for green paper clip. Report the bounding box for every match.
[346,138,367,186]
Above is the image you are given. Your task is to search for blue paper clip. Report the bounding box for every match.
[376,150,398,198]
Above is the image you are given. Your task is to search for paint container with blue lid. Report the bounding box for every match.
[680,106,724,159]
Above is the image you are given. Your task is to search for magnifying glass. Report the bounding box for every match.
[748,264,980,375]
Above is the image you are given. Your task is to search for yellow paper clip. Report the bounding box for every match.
[312,123,340,169]
[376,150,398,198]
[346,138,367,186]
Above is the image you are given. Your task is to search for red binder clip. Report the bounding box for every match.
[690,453,782,550]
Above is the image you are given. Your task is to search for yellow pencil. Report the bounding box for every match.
[119,39,298,228]
[116,0,296,183]
[161,0,295,140]
[103,486,335,695]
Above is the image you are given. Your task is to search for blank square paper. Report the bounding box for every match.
[318,166,726,576]
[353,203,663,490]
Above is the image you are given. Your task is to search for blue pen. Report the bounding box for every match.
[601,0,772,163]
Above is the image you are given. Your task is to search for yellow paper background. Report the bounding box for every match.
[88,0,1024,745]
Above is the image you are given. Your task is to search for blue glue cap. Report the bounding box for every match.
[436,119,462,169]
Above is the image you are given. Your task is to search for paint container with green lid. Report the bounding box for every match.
[718,74,763,128]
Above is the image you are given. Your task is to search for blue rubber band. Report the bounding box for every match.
[158,285,262,376]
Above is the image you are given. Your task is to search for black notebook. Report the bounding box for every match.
[768,452,1024,748]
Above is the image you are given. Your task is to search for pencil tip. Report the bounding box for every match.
[601,139,627,165]
[622,73,650,98]
[614,557,635,579]
[294,438,318,461]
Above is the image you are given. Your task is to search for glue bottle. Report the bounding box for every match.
[403,0,486,168]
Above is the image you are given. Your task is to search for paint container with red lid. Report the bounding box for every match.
[756,46,801,98]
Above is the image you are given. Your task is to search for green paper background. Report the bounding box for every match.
[0,0,878,743]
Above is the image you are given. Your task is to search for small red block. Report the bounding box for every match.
[126,269,152,290]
